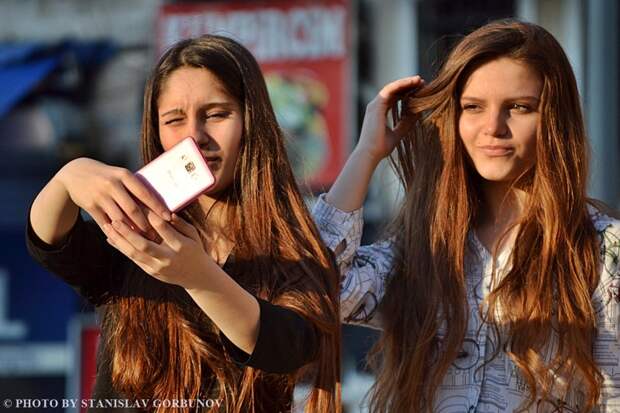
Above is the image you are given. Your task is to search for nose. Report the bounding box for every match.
[483,108,509,137]
[189,119,210,147]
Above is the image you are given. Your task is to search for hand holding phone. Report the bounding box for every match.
[135,136,215,214]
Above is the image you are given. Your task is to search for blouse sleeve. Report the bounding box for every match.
[219,298,318,374]
[589,211,620,406]
[312,193,396,330]
[25,204,123,306]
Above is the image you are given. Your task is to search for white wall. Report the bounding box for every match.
[0,0,161,46]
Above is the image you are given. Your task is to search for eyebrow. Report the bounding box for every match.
[159,101,236,117]
[460,95,540,102]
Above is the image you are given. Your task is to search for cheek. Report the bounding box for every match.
[512,120,538,158]
[522,136,537,160]
[224,140,242,177]
[159,129,184,151]
[458,117,478,154]
[222,124,243,162]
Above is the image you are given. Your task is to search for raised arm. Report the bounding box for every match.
[326,75,423,212]
[312,76,423,329]
[31,157,171,245]
[27,157,172,304]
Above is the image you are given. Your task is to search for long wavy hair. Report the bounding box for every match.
[102,35,340,412]
[369,20,603,412]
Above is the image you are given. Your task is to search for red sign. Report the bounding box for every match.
[66,315,100,413]
[79,327,99,412]
[157,0,351,188]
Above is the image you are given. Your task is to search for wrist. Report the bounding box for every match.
[49,170,75,207]
[351,145,383,168]
[53,159,78,192]
[184,254,222,293]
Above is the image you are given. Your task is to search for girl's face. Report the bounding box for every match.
[157,66,243,195]
[458,57,542,183]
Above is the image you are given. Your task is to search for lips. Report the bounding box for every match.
[202,153,221,162]
[203,155,221,171]
[478,145,514,157]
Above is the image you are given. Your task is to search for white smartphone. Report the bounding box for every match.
[135,136,215,213]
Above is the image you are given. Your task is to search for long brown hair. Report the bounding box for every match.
[102,35,340,412]
[369,19,602,412]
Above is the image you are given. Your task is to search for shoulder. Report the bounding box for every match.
[588,203,620,276]
[588,203,620,236]
[588,204,620,317]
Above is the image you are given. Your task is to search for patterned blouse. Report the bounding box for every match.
[312,194,620,412]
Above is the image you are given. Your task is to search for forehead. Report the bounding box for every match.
[460,57,543,98]
[157,66,234,108]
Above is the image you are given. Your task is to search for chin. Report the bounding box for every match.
[204,184,224,197]
[204,179,235,198]
[473,165,517,182]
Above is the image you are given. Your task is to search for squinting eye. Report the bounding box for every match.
[462,104,480,111]
[511,104,531,113]
[164,118,182,125]
[206,111,231,119]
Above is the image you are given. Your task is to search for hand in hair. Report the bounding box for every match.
[357,75,424,163]
[324,75,423,213]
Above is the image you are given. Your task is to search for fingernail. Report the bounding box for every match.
[163,211,172,221]
[103,223,111,232]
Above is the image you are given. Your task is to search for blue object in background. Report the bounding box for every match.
[0,40,117,119]
[1,225,80,342]
[0,56,60,118]
[0,224,82,377]
[0,39,116,380]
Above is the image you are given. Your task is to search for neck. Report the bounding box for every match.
[473,179,527,255]
[477,179,527,229]
[197,195,225,228]
[196,195,234,265]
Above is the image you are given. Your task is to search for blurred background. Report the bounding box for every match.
[0,0,617,412]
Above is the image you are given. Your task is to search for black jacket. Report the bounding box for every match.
[26,209,319,412]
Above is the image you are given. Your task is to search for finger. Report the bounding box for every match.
[105,234,156,275]
[108,183,153,233]
[377,75,424,109]
[88,209,121,241]
[110,220,166,260]
[390,101,400,127]
[169,213,200,240]
[97,195,134,226]
[97,195,143,235]
[103,222,147,263]
[89,207,115,234]
[119,170,172,221]
[89,206,139,243]
[145,210,183,249]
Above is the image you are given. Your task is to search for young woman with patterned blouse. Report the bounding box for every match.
[313,19,620,413]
